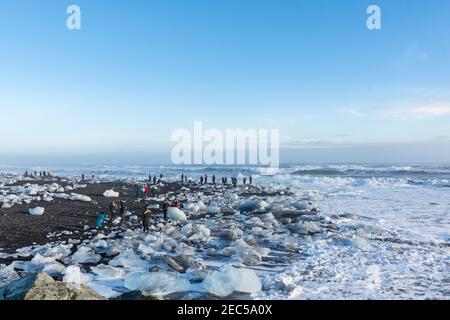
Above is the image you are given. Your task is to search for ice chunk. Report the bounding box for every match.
[292,201,312,211]
[88,282,121,299]
[224,239,270,266]
[206,206,221,214]
[70,193,92,202]
[283,236,301,251]
[262,213,280,227]
[236,198,269,212]
[71,246,101,264]
[167,207,187,222]
[90,239,109,254]
[29,207,45,216]
[181,223,211,243]
[31,253,56,265]
[290,221,322,235]
[91,264,125,280]
[124,271,191,295]
[202,265,262,297]
[63,265,92,284]
[352,236,372,251]
[42,262,66,276]
[245,217,265,227]
[184,201,207,214]
[103,189,119,197]
[109,248,149,268]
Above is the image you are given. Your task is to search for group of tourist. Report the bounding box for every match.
[80,172,95,181]
[96,199,127,229]
[181,173,253,186]
[95,171,254,232]
[23,170,53,178]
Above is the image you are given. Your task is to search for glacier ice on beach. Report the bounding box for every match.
[202,265,262,297]
[103,189,119,197]
[71,246,101,264]
[91,264,125,280]
[290,221,322,235]
[109,248,150,269]
[28,207,45,216]
[124,271,191,295]
[223,239,270,265]
[352,236,372,251]
[63,265,92,284]
[167,207,187,222]
[236,198,269,212]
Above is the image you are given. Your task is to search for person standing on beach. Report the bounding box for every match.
[212,175,216,185]
[92,172,95,180]
[249,176,253,185]
[135,185,141,198]
[142,208,151,233]
[184,175,188,184]
[160,173,163,180]
[144,184,150,199]
[81,173,85,181]
[243,177,247,184]
[204,174,208,184]
[181,173,184,183]
[109,201,118,219]
[162,198,170,220]
[200,176,204,185]
[120,200,127,217]
[153,176,157,184]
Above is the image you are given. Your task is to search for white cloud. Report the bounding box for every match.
[382,104,450,120]
[338,107,364,117]
[282,135,353,148]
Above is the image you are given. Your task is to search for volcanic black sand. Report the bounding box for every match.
[0,178,185,253]
[0,177,282,254]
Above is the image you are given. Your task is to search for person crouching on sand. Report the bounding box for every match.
[142,208,151,232]
[96,211,107,229]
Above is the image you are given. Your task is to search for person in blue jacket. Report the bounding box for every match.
[96,211,107,229]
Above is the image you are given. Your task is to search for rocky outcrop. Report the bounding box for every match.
[0,272,103,300]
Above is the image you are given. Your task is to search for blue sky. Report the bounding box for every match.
[1,0,450,164]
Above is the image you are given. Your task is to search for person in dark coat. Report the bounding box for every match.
[162,198,170,220]
[142,208,151,233]
[119,200,127,216]
[109,201,119,219]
